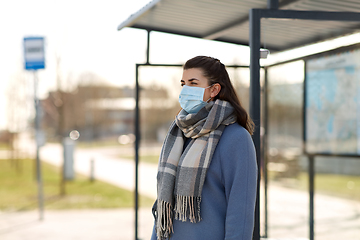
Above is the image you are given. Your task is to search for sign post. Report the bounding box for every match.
[24,37,45,220]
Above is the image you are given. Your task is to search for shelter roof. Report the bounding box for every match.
[117,0,360,52]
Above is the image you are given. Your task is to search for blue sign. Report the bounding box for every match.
[24,37,45,70]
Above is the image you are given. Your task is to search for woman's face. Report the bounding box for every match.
[181,68,212,101]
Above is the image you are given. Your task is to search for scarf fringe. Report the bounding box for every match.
[174,195,202,223]
[156,200,173,240]
[156,196,202,240]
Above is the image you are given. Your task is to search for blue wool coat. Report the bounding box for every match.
[151,123,258,240]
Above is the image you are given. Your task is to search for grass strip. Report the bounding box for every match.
[0,159,154,211]
[270,171,360,201]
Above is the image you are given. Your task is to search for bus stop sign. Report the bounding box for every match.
[24,37,45,70]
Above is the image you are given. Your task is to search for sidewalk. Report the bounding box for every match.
[265,184,360,240]
[0,208,153,240]
[39,143,158,199]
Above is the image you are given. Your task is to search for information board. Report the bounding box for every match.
[24,37,45,70]
[305,48,360,155]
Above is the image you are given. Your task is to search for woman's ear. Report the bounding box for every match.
[210,83,221,98]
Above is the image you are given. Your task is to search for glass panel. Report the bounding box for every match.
[226,67,253,112]
[136,65,257,239]
[314,156,360,240]
[266,60,308,238]
[228,67,268,236]
[137,66,183,240]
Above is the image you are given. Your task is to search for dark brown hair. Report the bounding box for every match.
[184,56,254,135]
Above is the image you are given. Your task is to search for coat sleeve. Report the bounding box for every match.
[220,127,258,240]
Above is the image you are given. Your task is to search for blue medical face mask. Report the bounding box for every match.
[178,85,212,114]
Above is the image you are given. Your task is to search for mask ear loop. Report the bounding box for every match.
[205,84,215,103]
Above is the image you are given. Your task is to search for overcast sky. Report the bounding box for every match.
[0,0,250,130]
[1,0,359,131]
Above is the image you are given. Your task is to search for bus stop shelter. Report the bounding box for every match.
[117,0,360,239]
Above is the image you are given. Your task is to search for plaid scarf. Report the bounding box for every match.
[155,99,236,240]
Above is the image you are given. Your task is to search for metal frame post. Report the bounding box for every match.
[249,8,261,240]
[146,30,151,65]
[308,155,315,240]
[134,29,152,240]
[263,67,269,238]
[267,0,279,9]
[134,64,140,240]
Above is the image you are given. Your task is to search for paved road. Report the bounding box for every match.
[40,143,158,199]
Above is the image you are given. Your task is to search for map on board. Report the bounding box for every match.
[306,48,360,155]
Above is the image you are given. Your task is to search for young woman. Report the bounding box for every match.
[151,56,258,240]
